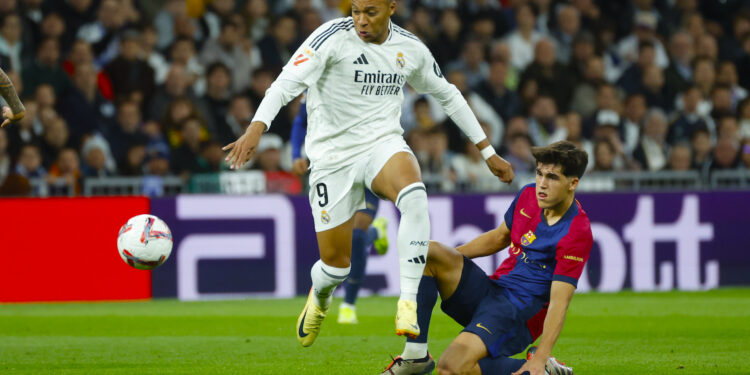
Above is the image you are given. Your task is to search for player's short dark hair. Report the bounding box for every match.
[531,141,588,179]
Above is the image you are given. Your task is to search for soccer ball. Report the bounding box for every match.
[117,214,173,270]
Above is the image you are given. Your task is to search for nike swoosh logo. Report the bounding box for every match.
[520,208,531,219]
[476,323,492,334]
[298,308,309,338]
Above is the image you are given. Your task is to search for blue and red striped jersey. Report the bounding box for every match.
[490,184,593,303]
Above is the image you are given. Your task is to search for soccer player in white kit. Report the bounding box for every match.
[223,0,514,347]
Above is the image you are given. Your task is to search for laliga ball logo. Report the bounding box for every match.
[117,214,173,270]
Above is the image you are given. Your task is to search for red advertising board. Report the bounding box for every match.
[0,197,152,302]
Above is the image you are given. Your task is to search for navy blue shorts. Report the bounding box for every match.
[440,256,546,358]
[358,189,379,218]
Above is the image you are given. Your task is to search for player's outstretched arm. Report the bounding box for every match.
[0,68,24,128]
[223,121,266,169]
[476,138,514,183]
[512,281,575,375]
[455,221,512,258]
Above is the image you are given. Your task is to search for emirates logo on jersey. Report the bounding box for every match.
[521,230,537,246]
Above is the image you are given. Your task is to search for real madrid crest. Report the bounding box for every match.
[321,210,331,224]
[396,52,405,69]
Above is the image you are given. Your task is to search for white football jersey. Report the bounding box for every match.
[256,17,469,170]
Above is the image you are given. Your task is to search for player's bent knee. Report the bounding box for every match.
[395,182,428,214]
[436,358,466,375]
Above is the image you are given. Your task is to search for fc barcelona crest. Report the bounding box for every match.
[520,230,536,246]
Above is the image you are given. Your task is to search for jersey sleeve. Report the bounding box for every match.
[281,18,348,87]
[503,186,528,231]
[552,214,593,288]
[406,46,466,116]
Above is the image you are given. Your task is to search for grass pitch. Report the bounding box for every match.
[1,289,749,374]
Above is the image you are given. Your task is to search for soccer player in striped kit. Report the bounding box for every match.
[224,0,513,347]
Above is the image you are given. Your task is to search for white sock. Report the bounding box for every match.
[395,182,430,302]
[310,260,350,309]
[402,342,428,359]
[340,302,355,310]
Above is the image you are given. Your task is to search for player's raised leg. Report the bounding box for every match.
[371,151,429,338]
[297,218,354,346]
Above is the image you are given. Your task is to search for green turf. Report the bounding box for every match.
[1,289,749,374]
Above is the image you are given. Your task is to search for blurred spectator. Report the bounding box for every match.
[501,133,535,174]
[22,37,70,97]
[527,96,565,146]
[0,173,31,196]
[105,100,148,164]
[52,0,97,49]
[104,30,155,106]
[34,83,55,109]
[47,147,81,195]
[140,23,169,84]
[39,116,69,168]
[77,0,129,66]
[570,56,605,118]
[520,38,576,112]
[431,9,464,67]
[144,141,171,176]
[563,112,594,172]
[447,39,488,90]
[201,139,226,172]
[63,40,114,100]
[489,41,519,91]
[504,3,543,71]
[80,134,115,177]
[5,99,40,157]
[15,142,46,179]
[664,31,694,101]
[219,95,254,146]
[149,65,211,125]
[119,144,146,176]
[418,126,456,192]
[582,83,623,138]
[199,62,231,139]
[690,126,712,171]
[244,0,270,42]
[737,32,750,91]
[257,14,298,72]
[153,0,184,50]
[669,86,713,144]
[253,132,301,194]
[667,142,693,171]
[567,31,596,83]
[641,65,670,111]
[592,109,626,168]
[39,12,66,50]
[168,37,204,94]
[708,137,740,172]
[717,115,740,142]
[0,127,9,184]
[619,94,645,155]
[200,19,261,94]
[59,63,112,145]
[633,108,669,171]
[445,69,503,149]
[0,13,25,72]
[171,117,210,177]
[617,40,656,94]
[616,12,669,69]
[550,5,580,63]
[161,97,209,148]
[198,0,235,41]
[695,34,718,62]
[475,60,521,121]
[709,84,733,120]
[453,140,503,191]
[739,98,750,139]
[716,61,748,110]
[592,138,619,172]
[692,57,715,100]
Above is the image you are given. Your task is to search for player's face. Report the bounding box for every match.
[351,0,395,44]
[535,163,578,210]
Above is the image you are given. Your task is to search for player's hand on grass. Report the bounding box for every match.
[1,105,24,128]
[223,121,265,169]
[512,356,546,375]
[292,158,309,176]
[486,154,514,184]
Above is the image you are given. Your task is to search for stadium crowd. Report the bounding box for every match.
[0,0,749,196]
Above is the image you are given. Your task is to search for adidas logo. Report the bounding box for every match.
[353,53,369,64]
[407,255,426,264]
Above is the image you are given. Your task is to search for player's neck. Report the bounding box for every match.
[543,193,574,225]
[371,20,391,45]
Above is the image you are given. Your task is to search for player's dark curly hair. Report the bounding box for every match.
[531,141,588,179]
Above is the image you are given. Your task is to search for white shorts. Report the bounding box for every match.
[308,135,413,232]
